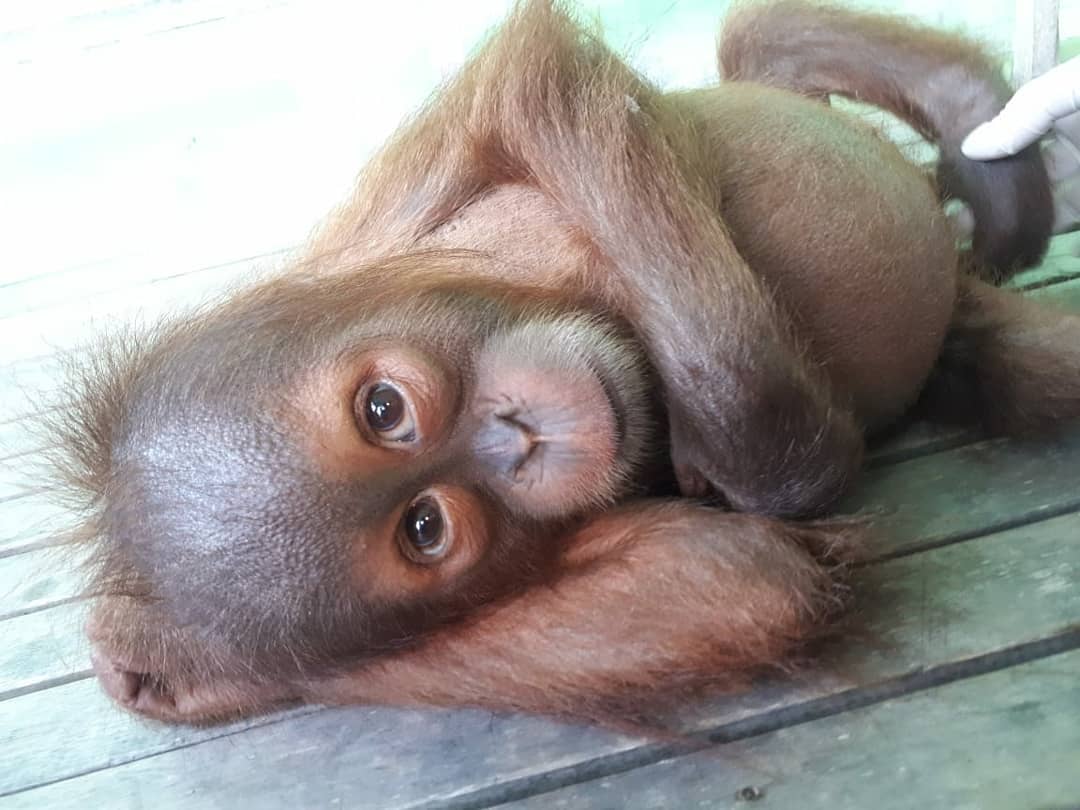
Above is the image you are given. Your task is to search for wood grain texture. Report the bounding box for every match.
[848,428,1080,558]
[0,602,89,701]
[508,650,1080,810]
[0,493,69,555]
[2,513,1076,804]
[0,545,82,620]
[1012,0,1061,85]
[0,3,1076,807]
[1031,275,1080,308]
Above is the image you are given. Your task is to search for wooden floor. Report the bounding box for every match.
[2,3,1080,809]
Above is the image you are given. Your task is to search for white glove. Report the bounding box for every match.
[962,57,1080,234]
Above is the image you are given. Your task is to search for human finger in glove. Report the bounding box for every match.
[963,56,1080,234]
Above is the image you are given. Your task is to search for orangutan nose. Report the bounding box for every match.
[89,646,145,708]
[86,615,164,713]
[472,412,541,478]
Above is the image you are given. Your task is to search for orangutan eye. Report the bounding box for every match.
[400,496,449,561]
[359,382,417,443]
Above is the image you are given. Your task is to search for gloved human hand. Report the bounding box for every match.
[962,57,1080,234]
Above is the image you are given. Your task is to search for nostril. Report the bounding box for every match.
[473,413,538,476]
[90,648,145,706]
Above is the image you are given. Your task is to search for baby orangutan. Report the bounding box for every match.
[61,1,1080,725]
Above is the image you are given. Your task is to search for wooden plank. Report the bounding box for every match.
[0,546,83,620]
[509,650,1080,810]
[1012,0,1060,86]
[0,0,1073,355]
[0,492,70,555]
[866,421,973,467]
[0,427,54,501]
[0,262,262,371]
[1010,231,1080,288]
[0,1,510,299]
[0,2,291,63]
[0,474,44,506]
[0,424,48,466]
[850,428,1080,557]
[0,246,289,329]
[2,512,1076,804]
[1031,274,1080,308]
[0,601,88,701]
[1,11,319,291]
[0,357,61,432]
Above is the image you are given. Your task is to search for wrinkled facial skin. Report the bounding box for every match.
[79,259,652,711]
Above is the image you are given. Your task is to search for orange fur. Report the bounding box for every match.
[59,1,1064,728]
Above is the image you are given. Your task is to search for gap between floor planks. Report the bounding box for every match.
[2,420,1078,800]
[2,514,1076,805]
[1,239,1077,804]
